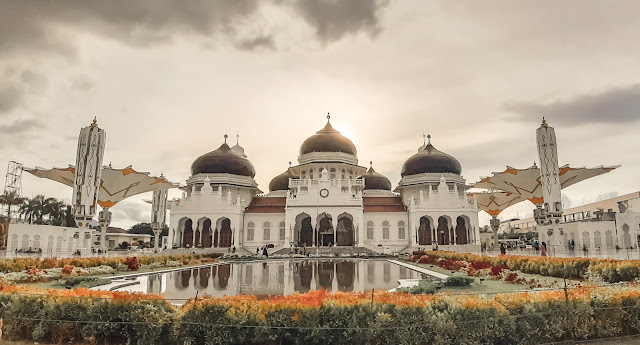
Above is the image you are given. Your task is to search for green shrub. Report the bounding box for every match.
[444,276,474,286]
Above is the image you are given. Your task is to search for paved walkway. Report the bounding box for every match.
[387,259,449,280]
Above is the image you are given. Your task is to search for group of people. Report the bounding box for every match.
[15,247,42,254]
[499,241,547,256]
[256,246,269,257]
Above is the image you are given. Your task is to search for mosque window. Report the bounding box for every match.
[309,169,314,179]
[330,168,336,179]
[366,221,374,240]
[382,221,390,239]
[342,169,346,179]
[398,221,406,240]
[594,231,602,249]
[279,222,285,241]
[582,231,590,249]
[247,222,255,241]
[301,170,306,178]
[263,222,271,241]
[605,230,614,249]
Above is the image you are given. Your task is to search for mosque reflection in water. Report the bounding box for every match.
[146,260,420,301]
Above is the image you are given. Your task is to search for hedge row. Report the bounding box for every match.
[3,284,640,344]
[0,253,223,273]
[412,251,640,283]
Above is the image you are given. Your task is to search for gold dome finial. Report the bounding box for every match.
[90,117,98,128]
[224,134,228,144]
[427,134,431,144]
[541,117,548,127]
[327,112,330,121]
[370,161,373,168]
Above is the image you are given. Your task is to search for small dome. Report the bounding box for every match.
[269,168,298,192]
[401,136,461,176]
[299,116,357,156]
[360,163,392,191]
[191,140,256,177]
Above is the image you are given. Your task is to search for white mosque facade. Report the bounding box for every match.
[166,117,480,254]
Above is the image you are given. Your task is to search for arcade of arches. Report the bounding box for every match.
[418,215,472,246]
[179,217,232,248]
[294,212,355,247]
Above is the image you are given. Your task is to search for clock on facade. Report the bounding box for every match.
[319,188,329,198]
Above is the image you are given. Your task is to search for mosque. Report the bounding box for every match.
[166,116,480,254]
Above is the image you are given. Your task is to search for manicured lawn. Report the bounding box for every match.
[405,260,582,295]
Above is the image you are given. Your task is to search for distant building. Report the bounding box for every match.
[499,192,640,251]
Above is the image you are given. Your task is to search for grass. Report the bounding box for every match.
[405,260,579,295]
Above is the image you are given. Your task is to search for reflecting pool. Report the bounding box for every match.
[123,259,423,303]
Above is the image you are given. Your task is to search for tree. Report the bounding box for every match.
[19,195,45,224]
[0,190,25,221]
[128,222,153,235]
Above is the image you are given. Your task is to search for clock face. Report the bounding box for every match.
[320,188,329,198]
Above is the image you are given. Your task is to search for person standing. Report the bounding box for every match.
[540,242,547,257]
[500,243,506,255]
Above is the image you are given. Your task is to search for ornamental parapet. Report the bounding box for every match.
[298,152,358,165]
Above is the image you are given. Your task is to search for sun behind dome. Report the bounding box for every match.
[299,116,357,156]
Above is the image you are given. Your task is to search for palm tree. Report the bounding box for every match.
[0,190,25,222]
[19,195,45,224]
[43,197,66,225]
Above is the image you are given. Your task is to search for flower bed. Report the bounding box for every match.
[3,283,640,344]
[0,253,222,283]
[412,251,640,283]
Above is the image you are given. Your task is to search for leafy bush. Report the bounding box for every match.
[124,256,141,271]
[444,276,474,286]
[5,284,640,344]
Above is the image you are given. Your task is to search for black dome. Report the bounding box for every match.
[401,139,461,176]
[269,168,298,192]
[360,164,391,191]
[191,142,256,177]
[299,118,357,156]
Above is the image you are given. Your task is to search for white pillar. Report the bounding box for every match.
[153,230,161,249]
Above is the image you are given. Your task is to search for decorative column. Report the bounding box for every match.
[72,118,106,249]
[536,118,564,251]
[98,208,111,251]
[151,189,168,249]
[490,216,500,248]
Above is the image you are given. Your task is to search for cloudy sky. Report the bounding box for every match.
[1,0,639,229]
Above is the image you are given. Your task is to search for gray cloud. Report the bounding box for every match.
[0,1,264,54]
[234,34,276,51]
[505,84,640,125]
[0,118,42,134]
[289,0,390,43]
[0,86,23,113]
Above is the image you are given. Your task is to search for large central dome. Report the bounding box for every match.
[401,136,462,176]
[191,140,256,177]
[299,116,357,156]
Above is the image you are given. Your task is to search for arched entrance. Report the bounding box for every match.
[437,216,450,245]
[180,218,193,248]
[455,216,468,244]
[201,218,212,248]
[317,213,333,246]
[623,224,631,249]
[295,213,313,247]
[418,216,432,245]
[217,217,232,248]
[336,213,354,246]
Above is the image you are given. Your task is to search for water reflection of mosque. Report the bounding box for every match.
[147,260,420,299]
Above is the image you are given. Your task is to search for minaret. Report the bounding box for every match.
[536,118,563,223]
[151,187,168,249]
[72,118,106,230]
